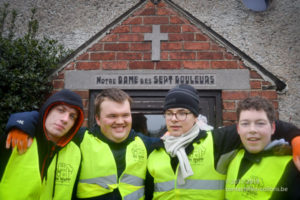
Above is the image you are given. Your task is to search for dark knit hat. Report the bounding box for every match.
[163,84,200,116]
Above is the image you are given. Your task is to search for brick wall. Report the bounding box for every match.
[51,1,278,127]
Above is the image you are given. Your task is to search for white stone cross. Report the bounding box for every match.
[144,25,168,61]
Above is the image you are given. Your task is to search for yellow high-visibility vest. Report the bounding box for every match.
[0,139,41,200]
[77,131,147,200]
[40,141,81,200]
[225,149,291,200]
[148,131,226,200]
[0,138,81,200]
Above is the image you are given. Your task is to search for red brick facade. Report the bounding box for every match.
[50,0,278,127]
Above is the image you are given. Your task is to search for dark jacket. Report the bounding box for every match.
[0,89,84,183]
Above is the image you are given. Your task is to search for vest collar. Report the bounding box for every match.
[243,139,292,164]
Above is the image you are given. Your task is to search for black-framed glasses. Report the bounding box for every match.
[164,111,192,121]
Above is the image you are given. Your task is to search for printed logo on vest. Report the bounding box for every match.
[56,163,74,185]
[188,145,206,165]
[131,144,146,163]
[241,175,264,198]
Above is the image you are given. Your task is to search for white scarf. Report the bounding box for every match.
[161,123,200,185]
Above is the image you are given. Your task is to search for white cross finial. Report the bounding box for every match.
[144,25,168,61]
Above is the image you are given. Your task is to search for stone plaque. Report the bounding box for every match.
[65,69,250,90]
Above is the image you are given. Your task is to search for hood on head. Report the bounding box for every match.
[39,89,84,147]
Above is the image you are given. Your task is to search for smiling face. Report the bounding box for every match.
[45,105,78,143]
[165,108,197,137]
[237,109,275,154]
[95,98,132,143]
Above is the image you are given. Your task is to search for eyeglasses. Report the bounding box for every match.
[164,111,192,121]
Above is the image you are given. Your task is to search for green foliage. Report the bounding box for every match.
[0,4,71,134]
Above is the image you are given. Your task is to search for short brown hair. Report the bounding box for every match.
[94,88,133,117]
[237,96,276,123]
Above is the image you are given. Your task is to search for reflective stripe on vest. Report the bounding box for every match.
[155,179,225,191]
[123,187,145,200]
[80,175,117,189]
[40,141,81,200]
[0,139,41,200]
[79,174,145,199]
[154,180,174,192]
[77,131,147,199]
[148,131,226,200]
[225,149,292,200]
[121,174,144,186]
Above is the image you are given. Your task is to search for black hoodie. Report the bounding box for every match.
[0,89,84,181]
[36,89,84,179]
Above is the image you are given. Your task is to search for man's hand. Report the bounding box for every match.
[292,136,300,171]
[6,129,33,154]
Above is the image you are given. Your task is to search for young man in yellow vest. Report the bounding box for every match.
[75,88,157,200]
[146,84,300,200]
[0,89,84,200]
[225,96,300,199]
